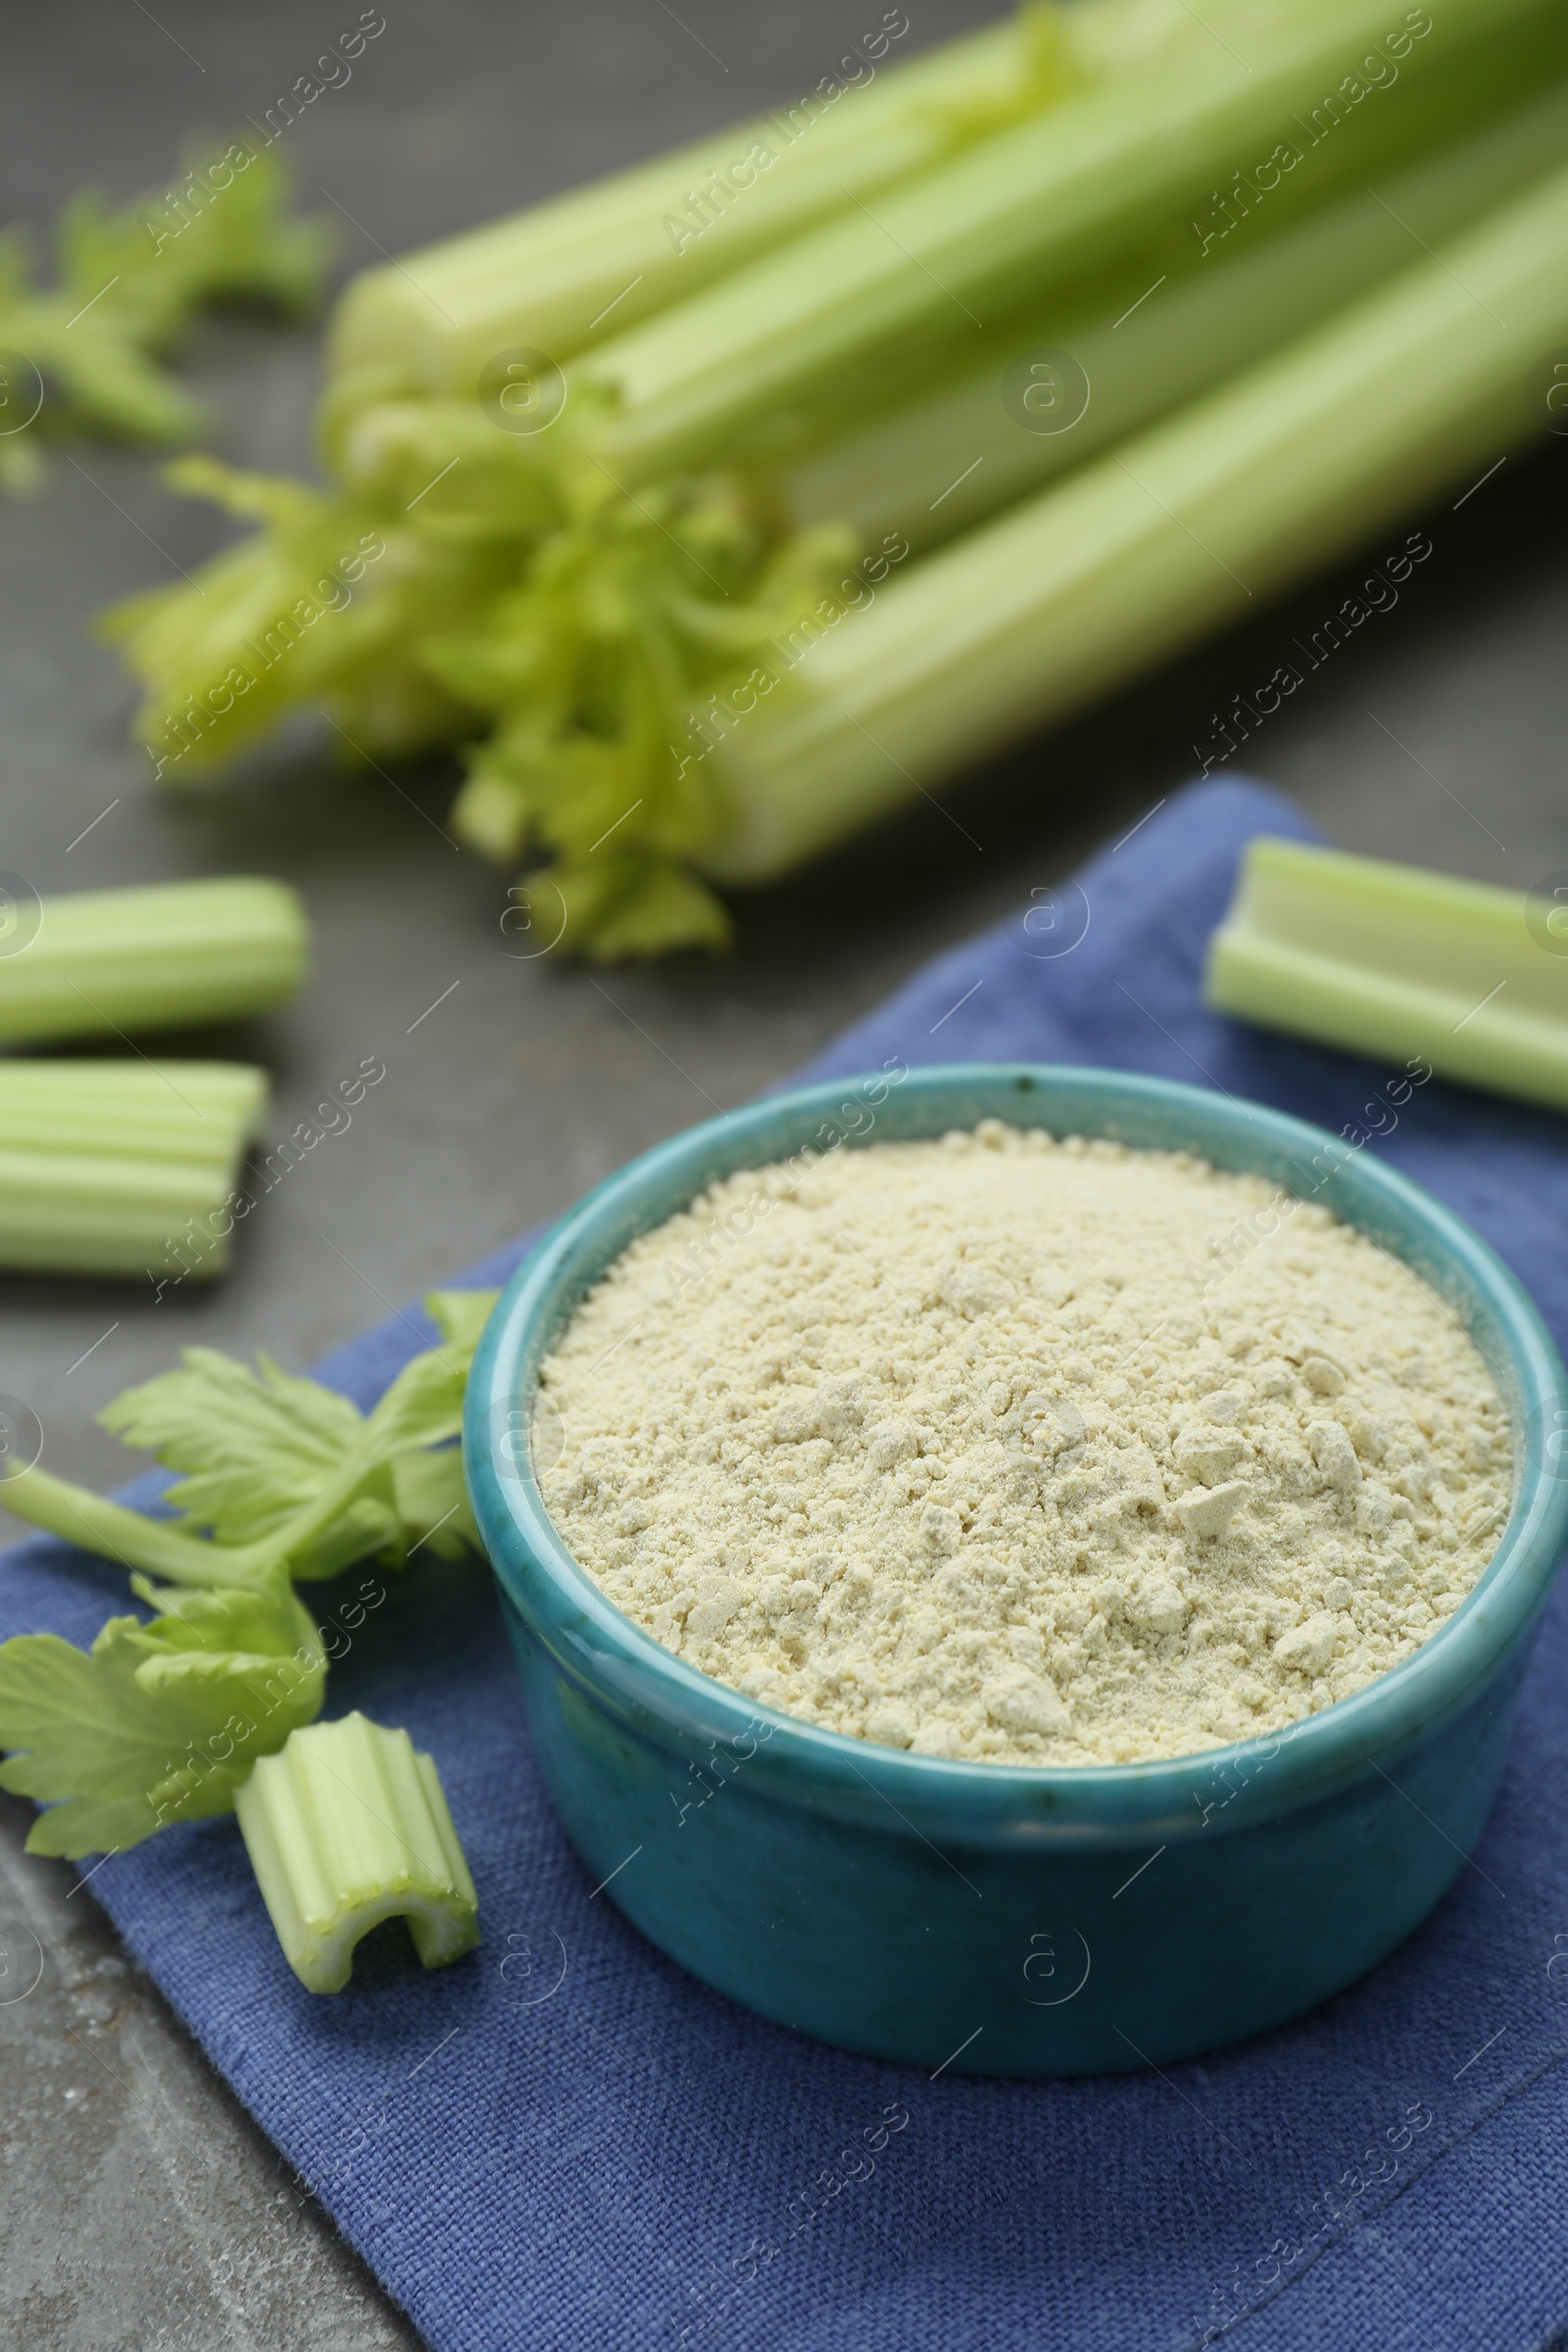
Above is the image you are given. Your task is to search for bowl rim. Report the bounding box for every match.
[465,1062,1568,1849]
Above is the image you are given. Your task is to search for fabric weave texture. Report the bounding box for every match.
[4,778,1566,2352]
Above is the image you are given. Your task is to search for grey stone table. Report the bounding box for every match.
[1,4,1563,2344]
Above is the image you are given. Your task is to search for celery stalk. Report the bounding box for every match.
[325,42,1565,541]
[698,161,1568,885]
[1204,842,1568,1110]
[0,1060,268,1167]
[324,0,1482,404]
[0,1154,247,1280]
[582,0,1555,484]
[323,5,1131,397]
[0,1060,267,1278]
[233,1712,479,1993]
[0,1461,272,1586]
[435,100,1568,947]
[780,75,1568,554]
[0,878,307,1047]
[100,0,1281,775]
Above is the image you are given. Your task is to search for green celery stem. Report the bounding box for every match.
[0,1061,267,1279]
[234,1712,479,1994]
[1205,841,1568,1111]
[0,877,307,1048]
[782,76,1568,556]
[325,21,1028,390]
[586,0,1556,482]
[0,1462,259,1584]
[701,163,1568,884]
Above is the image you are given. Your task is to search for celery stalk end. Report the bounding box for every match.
[1203,838,1568,1112]
[234,1712,479,1994]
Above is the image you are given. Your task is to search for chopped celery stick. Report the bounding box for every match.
[234,1712,479,1993]
[0,1312,490,1992]
[0,1147,246,1280]
[0,1060,267,1278]
[1204,840,1568,1111]
[0,877,307,1047]
[0,1059,268,1167]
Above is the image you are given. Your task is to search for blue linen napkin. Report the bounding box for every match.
[6,775,1568,2352]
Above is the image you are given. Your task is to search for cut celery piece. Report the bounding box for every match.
[0,1060,268,1278]
[234,1712,479,1994]
[0,877,307,1048]
[0,1059,268,1167]
[1204,840,1568,1110]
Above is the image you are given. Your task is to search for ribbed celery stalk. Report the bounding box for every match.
[0,1060,267,1277]
[0,1060,263,1167]
[324,0,1262,399]
[698,162,1568,884]
[0,877,307,1046]
[101,0,1299,775]
[322,24,1564,529]
[581,0,1555,483]
[234,1712,478,1992]
[326,16,1033,394]
[1205,842,1568,1110]
[780,75,1568,553]
[325,0,1484,404]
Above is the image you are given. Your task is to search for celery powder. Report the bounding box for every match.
[538,1123,1509,1764]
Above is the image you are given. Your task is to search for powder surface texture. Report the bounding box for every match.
[537,1122,1511,1765]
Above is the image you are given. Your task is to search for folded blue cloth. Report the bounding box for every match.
[6,777,1568,2352]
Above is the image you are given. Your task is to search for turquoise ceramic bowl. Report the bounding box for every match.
[465,1065,1568,2075]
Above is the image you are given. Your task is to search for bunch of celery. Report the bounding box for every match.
[0,1291,491,1992]
[107,0,1568,956]
[0,133,329,491]
[0,878,307,1279]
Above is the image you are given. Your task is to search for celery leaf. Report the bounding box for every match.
[101,1348,369,1550]
[0,133,329,492]
[0,1569,324,1857]
[535,852,732,961]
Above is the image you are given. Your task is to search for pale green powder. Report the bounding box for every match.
[538,1121,1510,1764]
